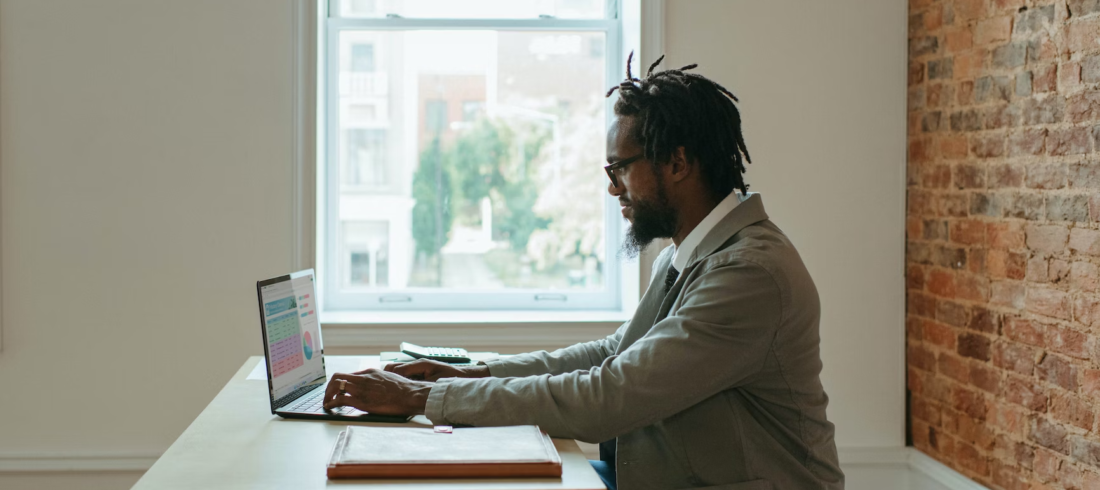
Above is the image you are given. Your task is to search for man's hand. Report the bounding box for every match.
[383,359,491,382]
[323,368,434,415]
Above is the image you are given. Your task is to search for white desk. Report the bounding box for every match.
[133,356,605,490]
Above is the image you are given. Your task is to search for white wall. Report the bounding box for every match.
[0,0,907,489]
[665,0,908,449]
[0,0,296,488]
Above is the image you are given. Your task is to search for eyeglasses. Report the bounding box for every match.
[604,154,644,188]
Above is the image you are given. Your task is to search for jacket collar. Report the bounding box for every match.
[682,192,769,268]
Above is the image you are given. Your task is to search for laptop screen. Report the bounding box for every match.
[258,270,325,402]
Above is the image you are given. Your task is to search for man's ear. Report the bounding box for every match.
[667,146,692,183]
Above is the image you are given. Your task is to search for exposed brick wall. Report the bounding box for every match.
[907,0,1100,488]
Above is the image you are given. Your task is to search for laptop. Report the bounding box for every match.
[256,269,410,423]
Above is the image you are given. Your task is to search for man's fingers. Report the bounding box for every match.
[383,363,400,372]
[323,374,352,410]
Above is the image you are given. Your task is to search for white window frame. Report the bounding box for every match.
[314,1,645,313]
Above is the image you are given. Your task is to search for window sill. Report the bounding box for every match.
[319,310,630,350]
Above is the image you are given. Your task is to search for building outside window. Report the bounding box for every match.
[323,0,630,311]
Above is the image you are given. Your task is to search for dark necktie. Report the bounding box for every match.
[665,264,680,292]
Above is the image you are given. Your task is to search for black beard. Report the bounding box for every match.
[619,185,677,259]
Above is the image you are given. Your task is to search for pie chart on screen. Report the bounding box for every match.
[303,332,314,360]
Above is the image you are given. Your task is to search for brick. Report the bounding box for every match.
[910,291,937,318]
[1061,62,1082,92]
[928,58,954,80]
[1045,323,1090,359]
[907,264,925,291]
[950,109,983,131]
[910,61,925,86]
[967,248,985,274]
[953,164,984,189]
[1085,55,1100,84]
[924,8,943,31]
[1015,5,1055,34]
[958,333,992,360]
[1027,224,1070,254]
[1026,165,1067,190]
[968,306,1000,333]
[949,220,985,245]
[1072,163,1100,189]
[945,28,973,53]
[1027,287,1073,320]
[969,362,1001,394]
[939,135,969,159]
[1034,64,1057,93]
[957,412,996,451]
[988,222,1025,249]
[976,16,1013,45]
[1005,375,1048,411]
[933,245,968,269]
[992,42,1027,69]
[910,190,932,217]
[1052,394,1094,431]
[936,299,969,327]
[1016,71,1032,97]
[970,193,998,217]
[1028,256,1049,282]
[952,386,988,420]
[955,441,989,476]
[940,351,970,382]
[1046,194,1091,222]
[956,273,991,301]
[927,83,954,108]
[937,193,969,217]
[991,280,1026,308]
[922,219,948,240]
[921,111,942,132]
[987,249,1027,279]
[1051,259,1072,284]
[994,340,1038,375]
[1008,128,1046,156]
[1022,95,1066,125]
[1030,417,1069,454]
[925,320,958,349]
[958,80,974,105]
[1034,447,1063,481]
[1069,228,1100,256]
[1082,368,1100,398]
[1048,127,1091,156]
[922,164,951,188]
[971,134,1006,158]
[1004,317,1044,346]
[1074,294,1100,329]
[976,75,1013,103]
[1093,195,1100,222]
[909,343,937,372]
[1066,16,1100,54]
[1068,0,1100,17]
[991,400,1028,435]
[911,36,939,58]
[1071,435,1100,467]
[1038,354,1078,390]
[1068,90,1100,124]
[1071,261,1100,290]
[1003,192,1045,220]
[985,104,1020,129]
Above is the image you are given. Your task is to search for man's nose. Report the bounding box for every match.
[608,180,622,196]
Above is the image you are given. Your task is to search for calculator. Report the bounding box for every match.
[400,342,472,364]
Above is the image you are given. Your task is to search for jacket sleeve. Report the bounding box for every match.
[423,258,782,443]
[481,323,628,378]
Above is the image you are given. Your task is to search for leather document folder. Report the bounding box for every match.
[326,425,563,479]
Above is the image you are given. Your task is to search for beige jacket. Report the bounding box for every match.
[425,194,844,490]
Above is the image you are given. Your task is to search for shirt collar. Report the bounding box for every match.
[671,191,748,272]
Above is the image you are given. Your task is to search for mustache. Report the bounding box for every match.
[619,199,631,206]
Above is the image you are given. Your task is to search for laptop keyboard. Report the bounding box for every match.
[282,387,357,415]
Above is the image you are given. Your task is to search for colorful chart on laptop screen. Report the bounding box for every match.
[303,331,314,360]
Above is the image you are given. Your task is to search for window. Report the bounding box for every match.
[322,0,633,311]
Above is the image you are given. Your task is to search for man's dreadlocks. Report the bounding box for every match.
[607,52,752,200]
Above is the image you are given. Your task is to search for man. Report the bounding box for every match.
[322,54,844,490]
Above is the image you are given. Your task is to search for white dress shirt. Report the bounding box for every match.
[671,191,751,272]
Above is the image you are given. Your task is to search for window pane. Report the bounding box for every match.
[337,0,606,19]
[335,30,608,292]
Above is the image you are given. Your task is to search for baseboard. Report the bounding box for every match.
[0,446,986,490]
